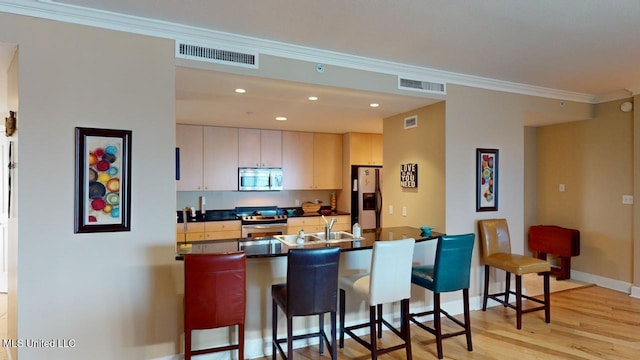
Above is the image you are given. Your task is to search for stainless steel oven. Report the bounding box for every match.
[241,223,287,238]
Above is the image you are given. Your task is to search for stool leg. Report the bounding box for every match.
[482,265,490,311]
[238,323,245,360]
[544,272,551,323]
[287,316,294,359]
[272,300,277,360]
[339,289,345,348]
[504,271,511,306]
[318,313,324,354]
[515,275,522,330]
[185,329,191,360]
[434,293,443,359]
[330,310,337,360]
[402,299,412,360]
[369,305,378,360]
[463,288,472,352]
[377,304,383,339]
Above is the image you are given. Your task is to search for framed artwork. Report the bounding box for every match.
[476,148,498,212]
[75,127,132,233]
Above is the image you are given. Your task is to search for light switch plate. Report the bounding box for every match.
[622,195,634,205]
[402,206,407,217]
[559,183,566,192]
[389,205,393,214]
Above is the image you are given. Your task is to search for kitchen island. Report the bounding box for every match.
[175,226,442,259]
[176,226,441,358]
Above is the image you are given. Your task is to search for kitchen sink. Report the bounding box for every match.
[309,231,357,243]
[273,234,327,246]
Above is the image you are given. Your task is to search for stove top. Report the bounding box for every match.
[236,206,287,224]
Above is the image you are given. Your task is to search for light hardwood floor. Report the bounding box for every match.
[261,285,640,359]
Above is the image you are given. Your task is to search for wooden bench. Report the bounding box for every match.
[528,225,580,280]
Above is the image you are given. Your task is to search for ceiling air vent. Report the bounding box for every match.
[176,41,259,69]
[398,77,446,94]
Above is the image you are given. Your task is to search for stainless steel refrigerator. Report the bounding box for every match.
[351,165,382,229]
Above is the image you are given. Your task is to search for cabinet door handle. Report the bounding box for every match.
[175,147,180,180]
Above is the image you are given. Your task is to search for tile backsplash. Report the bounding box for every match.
[177,190,343,211]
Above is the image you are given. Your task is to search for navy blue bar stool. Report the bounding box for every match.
[272,246,341,359]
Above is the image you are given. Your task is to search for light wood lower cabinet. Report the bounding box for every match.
[176,222,205,242]
[287,215,350,234]
[176,220,241,242]
[332,215,351,232]
[205,221,241,240]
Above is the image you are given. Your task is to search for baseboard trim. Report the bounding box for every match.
[630,285,640,299]
[570,270,632,294]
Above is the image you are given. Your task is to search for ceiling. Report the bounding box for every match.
[2,0,640,131]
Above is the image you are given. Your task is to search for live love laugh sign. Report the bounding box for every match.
[400,163,418,188]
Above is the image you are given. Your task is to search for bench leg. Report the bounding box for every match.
[557,257,571,280]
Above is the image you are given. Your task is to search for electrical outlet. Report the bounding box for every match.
[622,195,634,205]
[295,199,300,206]
[402,206,407,217]
[389,205,393,215]
[559,183,566,192]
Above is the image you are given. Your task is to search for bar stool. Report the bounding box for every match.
[409,233,475,359]
[478,219,551,329]
[339,238,416,360]
[272,246,341,359]
[183,252,246,360]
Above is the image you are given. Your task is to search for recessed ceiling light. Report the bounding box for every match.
[275,116,287,121]
[308,96,318,101]
[235,88,246,94]
[370,103,379,108]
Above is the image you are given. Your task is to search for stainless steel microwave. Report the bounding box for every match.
[238,168,283,191]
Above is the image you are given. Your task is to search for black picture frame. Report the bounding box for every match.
[75,127,132,233]
[476,148,498,212]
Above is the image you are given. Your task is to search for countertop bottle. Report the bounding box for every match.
[352,222,361,238]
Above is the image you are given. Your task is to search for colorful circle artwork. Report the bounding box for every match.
[86,140,121,223]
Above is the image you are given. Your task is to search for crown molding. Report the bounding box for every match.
[592,89,633,103]
[2,0,598,103]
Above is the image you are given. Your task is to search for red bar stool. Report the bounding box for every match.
[184,252,246,360]
[339,238,416,360]
[409,233,475,359]
[272,246,341,359]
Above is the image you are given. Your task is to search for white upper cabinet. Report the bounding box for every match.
[238,128,282,168]
[203,126,239,191]
[176,124,204,191]
[282,131,342,190]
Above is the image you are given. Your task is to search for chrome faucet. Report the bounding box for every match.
[322,215,337,241]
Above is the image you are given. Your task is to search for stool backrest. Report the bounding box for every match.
[478,219,512,259]
[369,238,416,305]
[432,233,475,293]
[184,252,246,330]
[287,246,341,316]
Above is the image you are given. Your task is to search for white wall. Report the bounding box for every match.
[1,13,177,359]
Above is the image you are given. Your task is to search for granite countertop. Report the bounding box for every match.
[176,208,350,223]
[175,227,442,260]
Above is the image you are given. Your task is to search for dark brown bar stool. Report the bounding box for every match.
[272,246,341,359]
[183,252,246,360]
[409,233,475,359]
[339,238,415,360]
[478,219,551,329]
